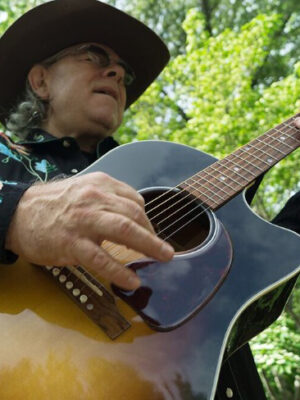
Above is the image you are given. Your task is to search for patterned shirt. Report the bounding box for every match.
[0,129,118,263]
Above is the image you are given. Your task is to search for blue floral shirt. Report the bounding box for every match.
[0,129,118,263]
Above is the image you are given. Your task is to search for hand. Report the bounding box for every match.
[5,172,174,290]
[294,117,300,129]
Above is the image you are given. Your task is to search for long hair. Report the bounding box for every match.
[6,81,48,139]
[5,49,67,139]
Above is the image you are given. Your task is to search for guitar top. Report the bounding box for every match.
[0,124,299,399]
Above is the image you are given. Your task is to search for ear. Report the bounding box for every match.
[27,64,50,100]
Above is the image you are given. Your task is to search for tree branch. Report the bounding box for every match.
[161,89,190,122]
[251,12,293,87]
[200,0,214,36]
[261,370,277,400]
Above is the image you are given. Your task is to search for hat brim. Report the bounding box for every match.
[0,0,170,125]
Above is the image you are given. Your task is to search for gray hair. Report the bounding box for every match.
[5,46,80,140]
[6,82,48,140]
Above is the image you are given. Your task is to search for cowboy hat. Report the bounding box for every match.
[0,0,170,125]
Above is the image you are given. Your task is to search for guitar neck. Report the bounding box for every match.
[181,113,300,210]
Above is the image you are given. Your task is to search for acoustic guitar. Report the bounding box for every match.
[0,114,299,400]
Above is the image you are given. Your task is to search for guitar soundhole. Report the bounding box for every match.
[142,187,212,252]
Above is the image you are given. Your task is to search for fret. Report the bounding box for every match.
[254,137,286,156]
[272,128,294,150]
[208,164,244,192]
[220,158,254,182]
[230,151,263,174]
[180,113,300,210]
[263,128,298,148]
[188,179,226,203]
[183,179,221,204]
[190,174,229,199]
[222,157,257,178]
[180,180,219,209]
[239,144,272,167]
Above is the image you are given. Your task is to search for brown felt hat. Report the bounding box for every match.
[0,0,170,125]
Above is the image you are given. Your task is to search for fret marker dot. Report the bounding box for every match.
[87,304,94,311]
[280,136,286,141]
[66,281,73,290]
[267,158,273,163]
[80,295,88,304]
[52,268,60,277]
[245,146,250,150]
[234,167,240,172]
[72,288,80,297]
[220,176,226,181]
[59,274,67,283]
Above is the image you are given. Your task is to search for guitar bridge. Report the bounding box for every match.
[42,265,131,340]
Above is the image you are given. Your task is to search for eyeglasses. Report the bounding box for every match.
[43,44,136,87]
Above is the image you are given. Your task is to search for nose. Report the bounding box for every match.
[103,63,126,85]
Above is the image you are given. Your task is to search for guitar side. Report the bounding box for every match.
[0,140,299,400]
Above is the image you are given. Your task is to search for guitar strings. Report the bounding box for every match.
[157,121,300,241]
[74,118,300,293]
[101,117,300,257]
[45,118,299,310]
[105,116,300,246]
[93,119,300,264]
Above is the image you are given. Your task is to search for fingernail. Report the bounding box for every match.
[127,275,141,289]
[160,242,174,259]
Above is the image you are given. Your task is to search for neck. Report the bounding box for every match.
[180,113,300,210]
[41,120,109,153]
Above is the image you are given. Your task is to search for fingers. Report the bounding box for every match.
[72,238,141,290]
[294,117,300,129]
[79,191,155,234]
[76,172,145,208]
[89,212,174,262]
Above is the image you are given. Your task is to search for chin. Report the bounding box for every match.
[93,111,121,133]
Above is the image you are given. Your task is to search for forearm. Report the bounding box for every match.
[0,181,32,263]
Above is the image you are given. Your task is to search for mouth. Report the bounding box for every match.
[93,87,118,101]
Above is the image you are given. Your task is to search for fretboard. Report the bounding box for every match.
[181,113,300,210]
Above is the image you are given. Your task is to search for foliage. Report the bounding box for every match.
[0,1,299,399]
[108,0,300,88]
[113,10,300,398]
[115,9,300,216]
[251,296,300,400]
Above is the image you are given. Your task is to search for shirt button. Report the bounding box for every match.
[71,169,78,174]
[226,387,234,398]
[62,139,71,148]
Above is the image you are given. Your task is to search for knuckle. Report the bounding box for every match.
[94,171,111,183]
[137,193,145,206]
[90,249,106,267]
[81,183,101,199]
[67,206,90,226]
[119,218,133,236]
[130,202,143,221]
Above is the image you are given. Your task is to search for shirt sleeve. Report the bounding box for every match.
[0,181,32,263]
[272,191,300,234]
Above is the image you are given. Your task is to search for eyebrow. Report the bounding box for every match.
[81,44,136,84]
[84,45,132,71]
[84,44,109,58]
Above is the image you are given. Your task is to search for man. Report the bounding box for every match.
[0,0,175,291]
[0,1,298,399]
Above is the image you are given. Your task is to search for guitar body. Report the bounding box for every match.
[0,141,299,400]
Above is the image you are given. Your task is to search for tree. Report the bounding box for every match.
[109,0,300,88]
[111,10,300,398]
[0,1,299,398]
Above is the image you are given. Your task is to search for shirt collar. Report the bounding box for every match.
[18,128,119,157]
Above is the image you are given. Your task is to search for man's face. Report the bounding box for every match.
[30,43,131,149]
